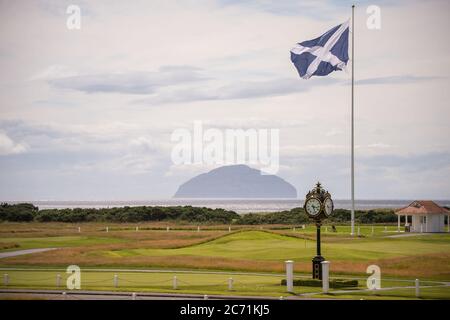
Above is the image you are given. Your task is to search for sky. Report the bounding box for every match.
[0,0,449,201]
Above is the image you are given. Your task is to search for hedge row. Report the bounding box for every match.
[281,278,359,288]
[0,203,239,224]
[0,203,398,224]
[239,207,398,225]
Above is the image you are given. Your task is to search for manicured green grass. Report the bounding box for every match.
[0,270,447,299]
[0,270,299,297]
[106,230,450,263]
[0,223,449,298]
[316,286,450,300]
[288,225,401,236]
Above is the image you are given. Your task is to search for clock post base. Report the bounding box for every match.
[312,255,325,280]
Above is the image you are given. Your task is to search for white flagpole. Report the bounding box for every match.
[350,4,355,236]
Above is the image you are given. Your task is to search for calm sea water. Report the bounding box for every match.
[12,199,450,214]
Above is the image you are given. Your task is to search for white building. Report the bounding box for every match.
[395,200,449,233]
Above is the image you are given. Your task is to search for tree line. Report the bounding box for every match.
[0,203,239,224]
[237,208,398,225]
[0,203,400,224]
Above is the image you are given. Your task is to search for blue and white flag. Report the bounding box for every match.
[290,20,349,79]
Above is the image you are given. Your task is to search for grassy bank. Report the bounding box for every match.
[1,222,449,281]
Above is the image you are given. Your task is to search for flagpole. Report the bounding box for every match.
[350,4,355,236]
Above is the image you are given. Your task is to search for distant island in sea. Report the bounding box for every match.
[173,164,297,199]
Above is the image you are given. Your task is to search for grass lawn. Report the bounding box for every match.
[109,230,450,262]
[0,270,291,297]
[0,222,449,299]
[0,269,448,299]
[316,286,450,300]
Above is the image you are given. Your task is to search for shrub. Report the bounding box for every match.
[237,207,309,225]
[0,203,38,222]
[281,278,358,288]
[0,202,399,225]
[5,203,239,223]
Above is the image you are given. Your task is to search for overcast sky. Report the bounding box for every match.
[0,0,449,200]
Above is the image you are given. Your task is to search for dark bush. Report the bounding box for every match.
[5,203,239,224]
[0,203,399,225]
[281,278,358,288]
[237,207,309,225]
[0,203,38,222]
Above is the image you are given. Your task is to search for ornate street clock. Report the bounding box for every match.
[304,182,334,279]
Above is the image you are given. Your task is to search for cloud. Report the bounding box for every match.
[216,0,347,18]
[46,65,443,102]
[0,119,174,179]
[202,118,308,129]
[0,133,28,155]
[48,66,209,94]
[0,120,171,158]
[325,129,343,137]
[137,76,339,104]
[361,152,450,172]
[216,0,413,19]
[280,143,398,158]
[128,136,172,159]
[282,150,450,199]
[354,75,444,86]
[29,65,78,81]
[0,0,449,200]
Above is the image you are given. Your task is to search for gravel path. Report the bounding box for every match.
[0,248,57,259]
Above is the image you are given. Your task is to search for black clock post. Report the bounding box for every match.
[303,182,334,280]
[312,221,325,279]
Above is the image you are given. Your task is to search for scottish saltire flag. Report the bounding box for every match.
[290,20,349,79]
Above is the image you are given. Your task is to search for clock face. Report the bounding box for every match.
[305,198,321,216]
[324,198,333,216]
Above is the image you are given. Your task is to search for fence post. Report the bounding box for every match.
[113,274,118,288]
[56,274,61,288]
[228,277,233,291]
[62,292,67,300]
[204,294,208,300]
[285,260,294,293]
[132,292,137,300]
[228,226,231,232]
[167,226,170,232]
[197,226,200,232]
[136,226,139,232]
[173,276,178,290]
[78,226,81,233]
[106,226,109,233]
[415,279,420,298]
[357,227,360,236]
[3,274,9,286]
[321,261,330,294]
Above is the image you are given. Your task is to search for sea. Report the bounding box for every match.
[9,199,450,214]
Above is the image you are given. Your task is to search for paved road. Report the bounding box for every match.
[0,248,57,259]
